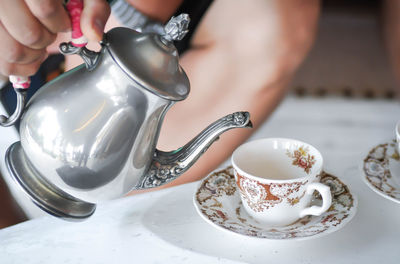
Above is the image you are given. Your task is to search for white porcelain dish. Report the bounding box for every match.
[194,166,357,241]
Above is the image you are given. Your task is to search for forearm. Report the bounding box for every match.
[129,0,320,194]
[155,48,292,188]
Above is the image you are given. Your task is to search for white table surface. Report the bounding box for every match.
[1,97,400,264]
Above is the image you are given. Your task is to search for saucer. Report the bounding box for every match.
[194,166,357,240]
[362,140,400,203]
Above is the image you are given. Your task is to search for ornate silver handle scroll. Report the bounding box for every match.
[135,112,252,189]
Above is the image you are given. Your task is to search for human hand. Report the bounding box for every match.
[0,0,110,77]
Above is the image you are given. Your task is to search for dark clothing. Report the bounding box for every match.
[174,0,214,54]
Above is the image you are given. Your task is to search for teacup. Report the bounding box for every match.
[231,138,332,227]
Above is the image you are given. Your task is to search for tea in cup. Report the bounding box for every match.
[231,138,332,226]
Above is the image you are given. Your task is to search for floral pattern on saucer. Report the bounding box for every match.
[194,166,357,240]
[363,140,400,203]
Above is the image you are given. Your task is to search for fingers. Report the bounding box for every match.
[0,18,47,76]
[0,0,56,50]
[0,0,67,77]
[0,0,110,76]
[0,53,47,76]
[0,22,46,64]
[81,0,111,41]
[25,0,70,33]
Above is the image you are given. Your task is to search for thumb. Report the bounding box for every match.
[81,0,111,42]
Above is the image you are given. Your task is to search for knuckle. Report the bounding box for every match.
[6,45,25,63]
[22,27,55,48]
[33,0,58,19]
[0,61,14,76]
[21,26,43,47]
[0,58,42,77]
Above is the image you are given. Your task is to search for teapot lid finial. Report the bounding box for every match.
[161,14,190,43]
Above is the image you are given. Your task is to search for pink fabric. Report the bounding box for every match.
[65,0,88,47]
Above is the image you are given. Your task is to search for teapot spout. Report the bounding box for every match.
[136,112,252,189]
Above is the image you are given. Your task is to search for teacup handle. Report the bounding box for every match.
[299,182,332,217]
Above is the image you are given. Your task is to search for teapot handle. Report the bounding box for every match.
[0,77,29,127]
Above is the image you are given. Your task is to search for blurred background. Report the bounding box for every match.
[291,0,398,98]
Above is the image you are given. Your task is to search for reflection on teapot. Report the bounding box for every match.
[5,14,252,220]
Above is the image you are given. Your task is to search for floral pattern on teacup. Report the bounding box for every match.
[239,177,268,204]
[286,146,316,174]
[236,173,308,212]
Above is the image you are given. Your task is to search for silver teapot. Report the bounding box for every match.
[5,15,252,220]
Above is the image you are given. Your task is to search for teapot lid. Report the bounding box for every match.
[104,14,190,101]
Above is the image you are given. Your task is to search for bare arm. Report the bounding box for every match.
[153,0,320,188]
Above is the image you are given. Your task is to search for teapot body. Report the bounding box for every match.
[5,18,253,221]
[20,49,172,203]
